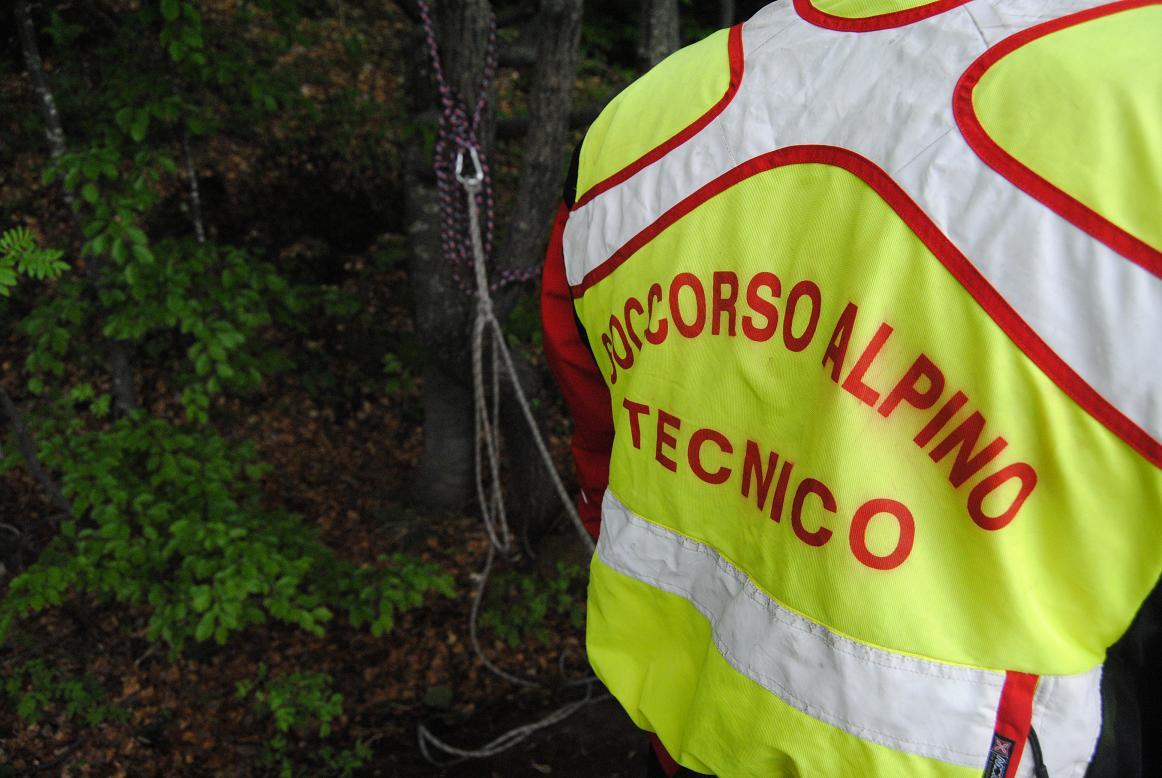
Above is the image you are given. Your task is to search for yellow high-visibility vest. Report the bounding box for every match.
[564,1,1162,776]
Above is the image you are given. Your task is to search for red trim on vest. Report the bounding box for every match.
[991,671,1039,778]
[572,24,744,211]
[793,0,970,32]
[541,203,612,538]
[954,0,1162,278]
[569,144,1162,468]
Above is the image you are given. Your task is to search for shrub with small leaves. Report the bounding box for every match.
[0,412,454,652]
[1,658,125,727]
[1,0,452,719]
[480,563,587,649]
[236,664,370,778]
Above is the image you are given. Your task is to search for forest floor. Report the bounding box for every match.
[0,380,643,777]
[0,294,640,777]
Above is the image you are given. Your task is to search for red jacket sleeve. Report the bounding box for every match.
[541,203,613,539]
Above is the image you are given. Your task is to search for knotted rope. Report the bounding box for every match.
[414,2,602,765]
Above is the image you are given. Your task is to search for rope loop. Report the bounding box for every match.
[455,147,485,189]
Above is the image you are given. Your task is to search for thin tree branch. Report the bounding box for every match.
[0,384,71,524]
[170,71,207,245]
[15,0,139,415]
[182,129,206,245]
[15,0,72,203]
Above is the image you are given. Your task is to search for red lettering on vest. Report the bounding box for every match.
[623,296,645,349]
[656,409,682,472]
[601,333,618,384]
[771,458,795,523]
[822,302,858,383]
[929,411,1008,488]
[712,271,739,336]
[791,477,835,547]
[670,273,707,338]
[742,271,781,342]
[609,315,635,371]
[841,322,894,406]
[968,462,1038,531]
[783,280,821,352]
[850,498,915,571]
[915,389,969,447]
[645,283,668,345]
[623,398,650,450]
[741,440,779,511]
[690,428,734,484]
[880,354,945,419]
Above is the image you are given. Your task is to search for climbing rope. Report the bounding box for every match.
[416,0,538,294]
[414,2,603,765]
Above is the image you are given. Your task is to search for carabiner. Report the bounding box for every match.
[455,146,484,187]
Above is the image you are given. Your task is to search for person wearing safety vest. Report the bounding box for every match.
[541,1,1161,776]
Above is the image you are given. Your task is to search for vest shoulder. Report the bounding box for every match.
[576,26,740,202]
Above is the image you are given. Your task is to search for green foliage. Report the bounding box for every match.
[0,414,454,652]
[237,664,344,737]
[342,552,455,637]
[480,563,586,649]
[0,227,69,296]
[505,293,544,349]
[1,7,450,761]
[382,352,417,394]
[1,659,125,727]
[236,664,370,777]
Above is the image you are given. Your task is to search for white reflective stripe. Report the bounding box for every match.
[596,489,1103,772]
[1029,669,1104,778]
[564,0,1162,444]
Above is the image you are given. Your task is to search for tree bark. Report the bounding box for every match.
[405,0,587,542]
[405,0,496,511]
[15,0,139,415]
[405,157,477,510]
[638,0,680,70]
[494,0,584,543]
[182,129,206,245]
[495,102,607,141]
[720,0,736,28]
[498,0,583,282]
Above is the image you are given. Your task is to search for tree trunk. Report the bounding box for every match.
[15,0,139,415]
[14,0,69,186]
[405,157,477,510]
[499,0,583,281]
[720,0,736,28]
[405,0,586,541]
[496,0,584,544]
[405,0,495,512]
[638,0,680,70]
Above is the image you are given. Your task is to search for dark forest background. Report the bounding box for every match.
[0,0,768,775]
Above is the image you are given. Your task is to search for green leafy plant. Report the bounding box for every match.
[1,0,454,660]
[0,413,454,652]
[1,658,125,727]
[236,664,370,777]
[480,563,586,649]
[382,352,417,394]
[0,227,68,297]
